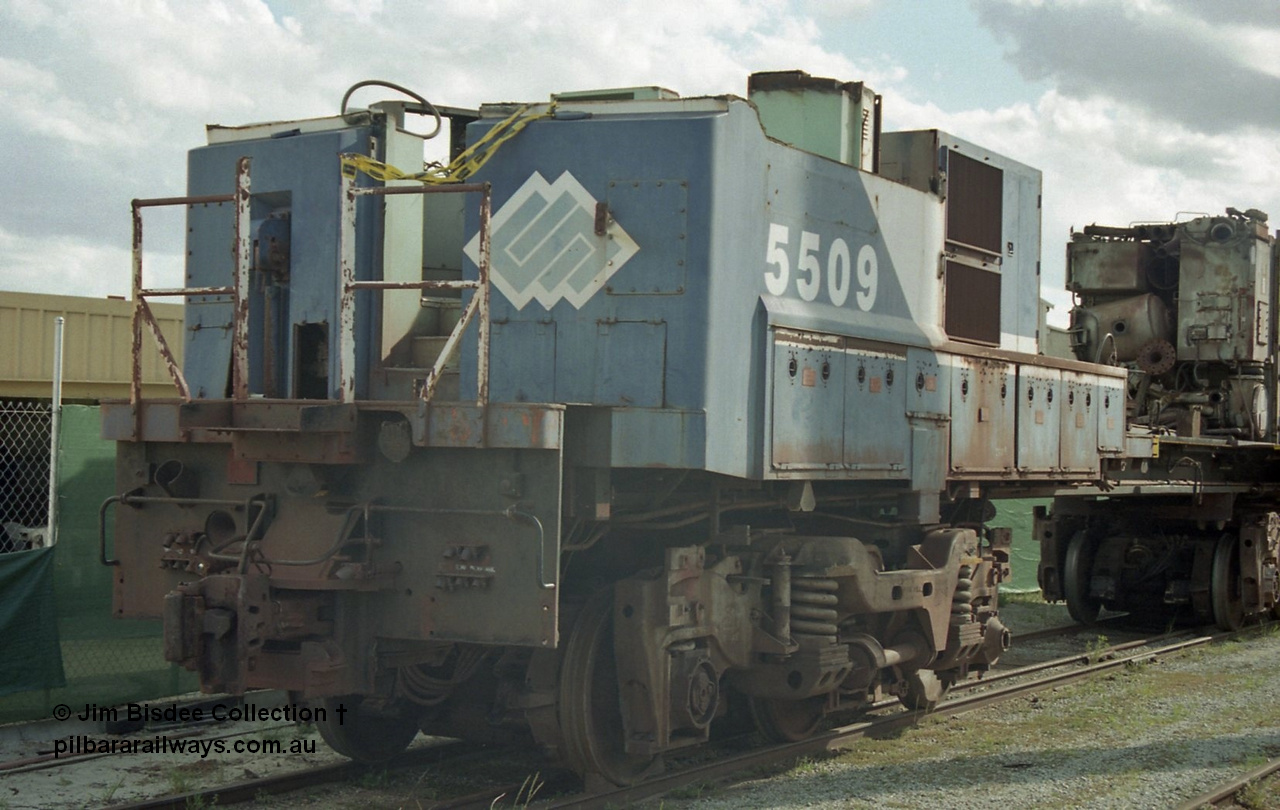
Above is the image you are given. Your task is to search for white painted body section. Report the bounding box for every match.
[869,170,948,346]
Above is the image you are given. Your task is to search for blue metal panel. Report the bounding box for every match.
[843,344,908,473]
[1060,370,1100,473]
[906,347,950,492]
[185,126,378,400]
[490,320,556,403]
[455,98,1038,480]
[906,347,950,415]
[1016,365,1061,473]
[771,329,844,470]
[950,355,1015,474]
[610,409,706,468]
[605,179,688,295]
[594,321,666,407]
[1098,375,1126,454]
[460,113,714,416]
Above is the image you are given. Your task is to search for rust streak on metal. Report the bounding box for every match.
[351,182,489,197]
[138,298,191,400]
[231,156,252,401]
[337,158,358,402]
[140,286,235,297]
[347,280,480,291]
[133,193,234,209]
[476,185,492,410]
[130,200,144,412]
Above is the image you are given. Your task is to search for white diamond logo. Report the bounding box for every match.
[463,171,639,310]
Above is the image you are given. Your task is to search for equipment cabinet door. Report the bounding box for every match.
[843,345,908,474]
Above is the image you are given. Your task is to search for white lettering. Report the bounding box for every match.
[764,223,790,296]
[763,222,878,312]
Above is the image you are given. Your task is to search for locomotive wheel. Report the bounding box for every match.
[315,695,419,763]
[1064,530,1101,625]
[1211,534,1246,631]
[748,695,827,743]
[559,588,657,786]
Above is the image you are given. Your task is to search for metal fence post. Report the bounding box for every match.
[46,316,64,547]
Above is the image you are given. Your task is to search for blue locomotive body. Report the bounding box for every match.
[101,71,1280,781]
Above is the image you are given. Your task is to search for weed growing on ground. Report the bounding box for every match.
[101,775,126,804]
[667,781,710,800]
[168,767,193,795]
[491,772,544,808]
[184,793,216,810]
[1236,779,1275,810]
[1085,634,1110,665]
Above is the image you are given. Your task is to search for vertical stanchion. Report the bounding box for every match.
[337,159,357,403]
[232,157,252,401]
[47,316,64,547]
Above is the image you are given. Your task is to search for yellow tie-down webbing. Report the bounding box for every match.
[342,103,554,185]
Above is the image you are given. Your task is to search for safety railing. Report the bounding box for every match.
[130,157,252,405]
[337,156,492,406]
[131,153,491,409]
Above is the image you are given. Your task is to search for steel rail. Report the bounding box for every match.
[1173,755,1280,810]
[541,628,1242,810]
[1009,614,1128,643]
[950,626,1199,694]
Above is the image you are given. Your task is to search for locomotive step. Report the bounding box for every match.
[410,335,460,370]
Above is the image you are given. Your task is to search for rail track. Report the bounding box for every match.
[1173,755,1280,809]
[27,620,1232,810]
[544,627,1232,810]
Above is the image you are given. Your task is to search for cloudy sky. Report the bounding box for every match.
[3,0,1278,323]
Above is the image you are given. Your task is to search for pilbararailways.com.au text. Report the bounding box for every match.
[50,735,317,759]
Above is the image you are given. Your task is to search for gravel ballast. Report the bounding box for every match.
[659,613,1280,809]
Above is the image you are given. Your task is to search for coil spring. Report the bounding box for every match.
[791,577,839,644]
[952,564,974,621]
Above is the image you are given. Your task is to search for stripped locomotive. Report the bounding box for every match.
[101,71,1278,784]
[1038,211,1280,627]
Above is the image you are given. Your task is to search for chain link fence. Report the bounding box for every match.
[0,399,51,553]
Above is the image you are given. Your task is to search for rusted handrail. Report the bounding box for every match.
[130,157,252,407]
[337,160,492,405]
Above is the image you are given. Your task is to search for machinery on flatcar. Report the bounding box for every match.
[100,70,1280,784]
[1037,209,1280,628]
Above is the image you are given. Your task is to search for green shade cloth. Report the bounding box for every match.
[0,545,66,696]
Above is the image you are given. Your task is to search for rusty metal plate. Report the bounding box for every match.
[1059,371,1100,473]
[949,354,1014,474]
[1016,365,1061,474]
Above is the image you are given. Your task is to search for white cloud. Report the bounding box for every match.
[972,0,1280,134]
[0,226,183,299]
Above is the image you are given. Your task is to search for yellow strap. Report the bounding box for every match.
[342,103,554,185]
